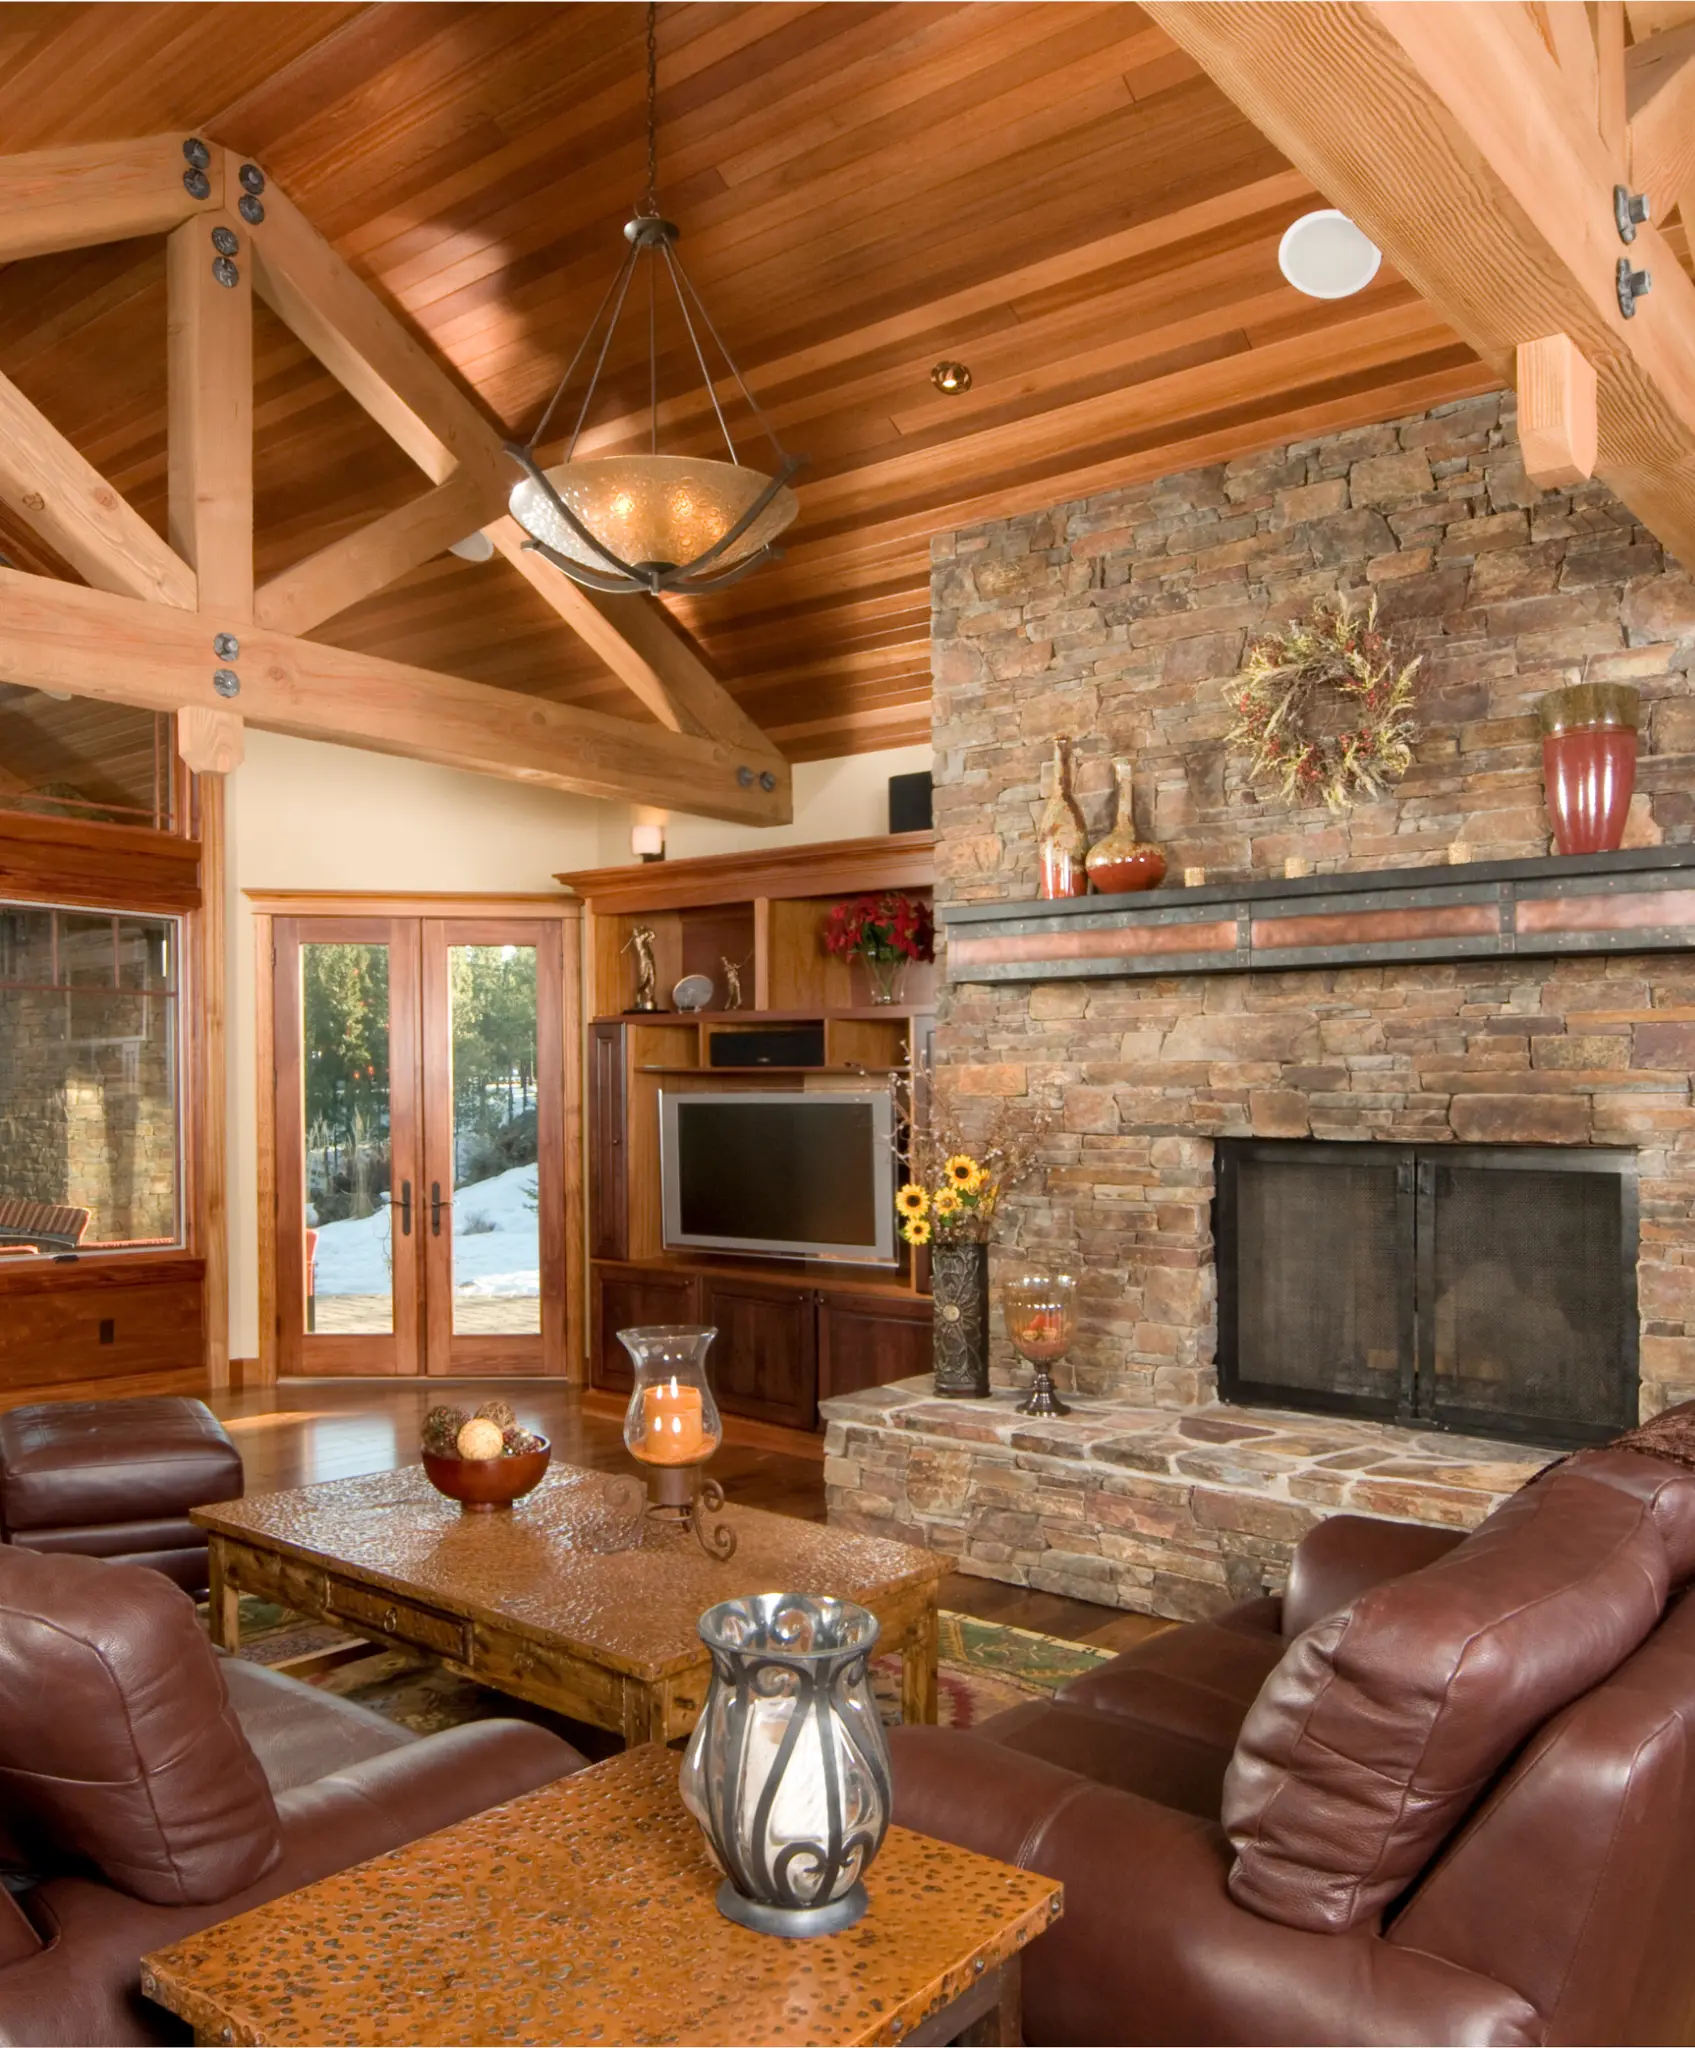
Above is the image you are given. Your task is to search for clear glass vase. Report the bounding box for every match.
[618,1325,723,1467]
[681,1592,891,1936]
[859,952,909,1005]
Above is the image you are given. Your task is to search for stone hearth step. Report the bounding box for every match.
[820,1379,1555,1623]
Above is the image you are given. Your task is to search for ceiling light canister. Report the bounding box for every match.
[930,361,973,394]
[1277,210,1382,300]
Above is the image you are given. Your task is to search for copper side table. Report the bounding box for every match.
[143,1744,1062,2046]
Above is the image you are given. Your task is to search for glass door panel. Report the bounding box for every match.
[274,919,420,1375]
[422,920,564,1376]
[446,944,541,1337]
[301,942,396,1336]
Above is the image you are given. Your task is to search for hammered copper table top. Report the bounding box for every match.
[193,1463,948,1679]
[142,1744,1062,2047]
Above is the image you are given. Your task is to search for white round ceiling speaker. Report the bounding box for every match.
[1277,209,1382,299]
[449,530,495,563]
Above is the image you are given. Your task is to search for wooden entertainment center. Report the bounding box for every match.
[557,834,935,1432]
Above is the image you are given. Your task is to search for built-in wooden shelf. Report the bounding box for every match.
[944,846,1695,983]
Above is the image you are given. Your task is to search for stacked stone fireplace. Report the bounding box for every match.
[821,391,1695,1619]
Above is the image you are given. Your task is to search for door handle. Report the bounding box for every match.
[431,1181,448,1236]
[397,1180,412,1236]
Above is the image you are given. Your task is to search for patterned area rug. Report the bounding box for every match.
[212,1596,1116,1747]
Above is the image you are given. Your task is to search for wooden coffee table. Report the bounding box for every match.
[195,1463,949,1745]
[142,1744,1062,2046]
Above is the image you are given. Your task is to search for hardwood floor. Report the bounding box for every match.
[48,1373,1166,1655]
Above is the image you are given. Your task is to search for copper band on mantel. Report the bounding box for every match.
[948,919,1240,968]
[1253,903,1499,951]
[1516,889,1695,935]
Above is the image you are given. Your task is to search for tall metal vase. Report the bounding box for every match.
[931,1239,990,1397]
[681,1593,891,1937]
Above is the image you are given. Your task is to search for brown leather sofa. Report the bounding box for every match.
[891,1442,1695,2046]
[0,1545,587,2046]
[0,1397,243,1596]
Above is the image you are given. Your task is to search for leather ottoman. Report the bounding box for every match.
[0,1397,243,1596]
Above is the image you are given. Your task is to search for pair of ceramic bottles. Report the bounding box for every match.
[1037,736,1167,899]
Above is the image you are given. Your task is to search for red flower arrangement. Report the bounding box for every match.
[823,891,934,965]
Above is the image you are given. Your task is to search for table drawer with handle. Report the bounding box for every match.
[328,1582,467,1660]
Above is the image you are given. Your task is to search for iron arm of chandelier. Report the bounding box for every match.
[503,440,805,597]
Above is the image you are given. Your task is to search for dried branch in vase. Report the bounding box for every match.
[890,1058,1052,1247]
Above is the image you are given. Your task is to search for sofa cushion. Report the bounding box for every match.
[0,1548,281,1906]
[1056,1618,1288,1755]
[1222,1458,1676,1934]
[0,1398,241,1532]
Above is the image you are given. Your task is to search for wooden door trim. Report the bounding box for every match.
[257,901,583,1383]
[247,890,582,921]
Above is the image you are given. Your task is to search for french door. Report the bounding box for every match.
[272,914,570,1376]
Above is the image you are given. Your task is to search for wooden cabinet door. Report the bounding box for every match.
[592,1266,701,1392]
[587,1022,628,1263]
[703,1277,819,1430]
[818,1292,933,1402]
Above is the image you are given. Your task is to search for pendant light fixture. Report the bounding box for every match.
[506,4,802,596]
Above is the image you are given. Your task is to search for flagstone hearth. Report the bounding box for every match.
[821,1380,1553,1620]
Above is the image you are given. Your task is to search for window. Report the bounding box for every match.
[0,902,182,1254]
[0,691,177,831]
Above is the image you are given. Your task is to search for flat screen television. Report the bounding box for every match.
[658,1090,897,1265]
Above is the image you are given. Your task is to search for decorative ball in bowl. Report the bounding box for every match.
[419,1402,552,1512]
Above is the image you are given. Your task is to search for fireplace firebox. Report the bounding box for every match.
[1215,1141,1638,1449]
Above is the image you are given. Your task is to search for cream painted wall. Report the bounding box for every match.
[592,743,933,865]
[225,732,932,1362]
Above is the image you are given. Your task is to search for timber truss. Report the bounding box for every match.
[1145,1,1695,563]
[0,137,791,823]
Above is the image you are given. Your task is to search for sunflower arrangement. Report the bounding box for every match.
[892,1069,1049,1246]
[1228,594,1420,815]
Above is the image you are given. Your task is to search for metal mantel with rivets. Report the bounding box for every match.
[944,847,1695,983]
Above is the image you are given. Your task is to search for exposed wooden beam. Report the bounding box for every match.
[1517,334,1599,485]
[0,136,218,263]
[1597,0,1629,157]
[0,569,791,826]
[176,705,245,774]
[1142,0,1695,570]
[1628,18,1695,212]
[247,174,505,489]
[167,210,252,622]
[0,367,197,608]
[255,467,499,636]
[485,516,782,761]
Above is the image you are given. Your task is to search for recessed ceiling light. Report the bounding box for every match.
[449,531,495,563]
[930,361,972,394]
[1278,209,1382,299]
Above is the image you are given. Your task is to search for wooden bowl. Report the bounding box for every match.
[421,1437,552,1512]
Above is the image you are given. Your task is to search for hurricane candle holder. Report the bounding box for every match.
[1003,1271,1078,1417]
[681,1592,891,1936]
[619,1325,737,1560]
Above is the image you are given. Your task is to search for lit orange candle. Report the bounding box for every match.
[639,1377,708,1465]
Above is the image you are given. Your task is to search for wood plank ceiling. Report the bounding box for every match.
[0,2,1548,771]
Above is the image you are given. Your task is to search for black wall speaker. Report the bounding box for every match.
[709,1024,827,1068]
[889,770,933,833]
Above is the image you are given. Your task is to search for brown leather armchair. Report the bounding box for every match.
[0,1546,588,2046]
[892,1444,1695,2047]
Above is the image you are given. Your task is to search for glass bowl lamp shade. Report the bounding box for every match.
[681,1592,891,1937]
[509,452,798,593]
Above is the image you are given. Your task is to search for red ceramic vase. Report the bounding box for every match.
[1084,754,1167,895]
[1539,683,1640,855]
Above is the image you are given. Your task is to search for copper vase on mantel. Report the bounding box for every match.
[1084,755,1167,894]
[1036,736,1089,899]
[1540,683,1639,855]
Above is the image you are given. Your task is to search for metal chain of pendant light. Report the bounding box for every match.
[505,4,803,596]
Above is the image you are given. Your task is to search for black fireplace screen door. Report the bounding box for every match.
[1215,1140,1638,1449]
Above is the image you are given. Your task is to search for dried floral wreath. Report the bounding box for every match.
[1228,594,1421,814]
